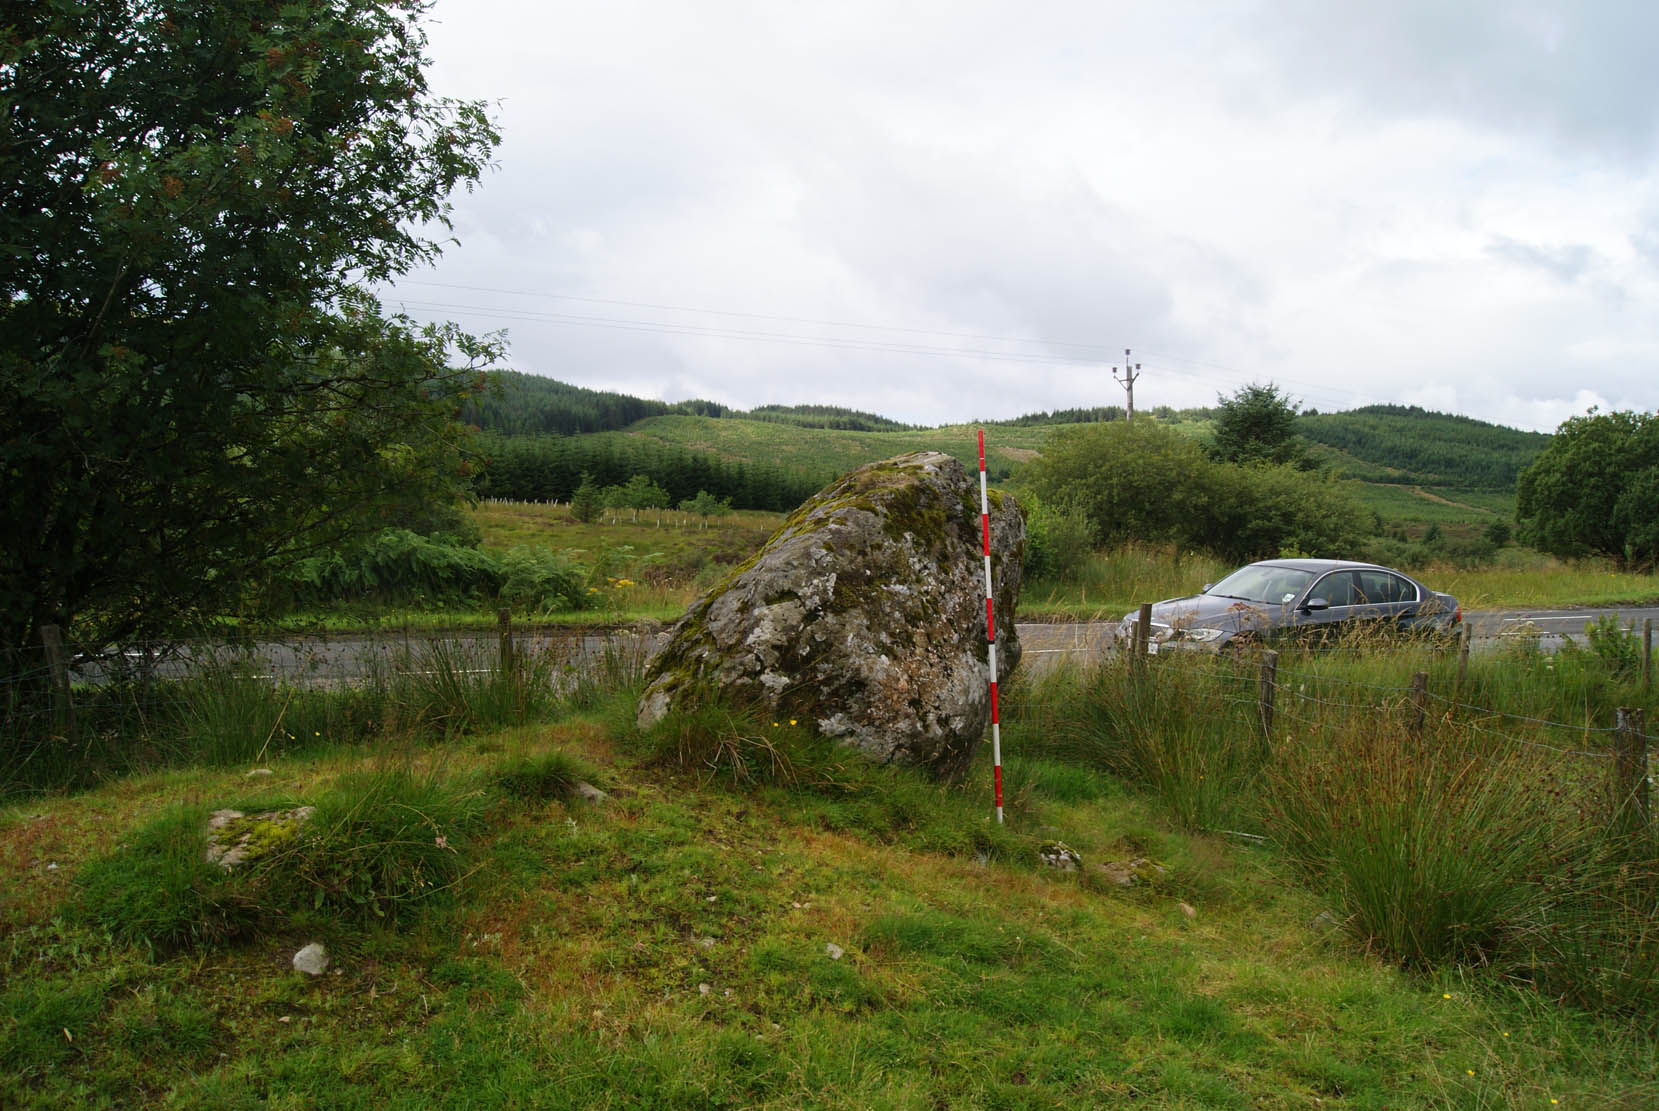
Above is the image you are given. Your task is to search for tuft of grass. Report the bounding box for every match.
[489,747,600,802]
[281,764,489,925]
[1262,721,1585,967]
[71,804,261,950]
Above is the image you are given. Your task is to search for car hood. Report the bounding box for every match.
[1137,593,1287,635]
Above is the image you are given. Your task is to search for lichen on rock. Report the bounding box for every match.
[637,450,1024,779]
[204,806,314,871]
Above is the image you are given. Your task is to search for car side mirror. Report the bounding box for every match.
[1202,583,1214,592]
[1302,597,1329,612]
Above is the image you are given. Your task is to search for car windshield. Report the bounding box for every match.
[1203,565,1315,605]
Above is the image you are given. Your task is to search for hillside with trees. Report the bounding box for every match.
[1297,404,1548,489]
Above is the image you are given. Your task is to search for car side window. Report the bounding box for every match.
[1313,571,1357,607]
[1356,570,1395,604]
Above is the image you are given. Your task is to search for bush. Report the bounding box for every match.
[1019,421,1369,562]
[496,548,586,614]
[1022,497,1097,582]
[1582,614,1641,676]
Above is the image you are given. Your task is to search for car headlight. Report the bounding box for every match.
[1174,627,1225,643]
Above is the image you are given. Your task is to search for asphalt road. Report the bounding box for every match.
[68,603,1657,687]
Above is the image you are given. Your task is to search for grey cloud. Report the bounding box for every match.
[1252,0,1659,163]
[1485,237,1597,281]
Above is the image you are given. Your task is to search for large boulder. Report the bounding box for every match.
[637,451,1023,778]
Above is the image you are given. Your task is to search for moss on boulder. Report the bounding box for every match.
[637,451,1024,779]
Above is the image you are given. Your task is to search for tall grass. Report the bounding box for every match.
[1021,542,1232,618]
[1009,641,1659,1020]
[1006,653,1266,832]
[2,632,646,798]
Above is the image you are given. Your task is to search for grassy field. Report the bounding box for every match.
[262,495,1657,635]
[459,505,1659,625]
[4,639,1657,1107]
[621,415,1053,479]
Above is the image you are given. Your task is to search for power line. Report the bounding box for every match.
[395,278,1119,353]
[389,298,1107,367]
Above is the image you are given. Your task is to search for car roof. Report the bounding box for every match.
[1246,558,1394,573]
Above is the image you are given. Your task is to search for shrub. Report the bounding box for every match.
[1022,497,1096,582]
[496,548,587,614]
[1583,614,1641,677]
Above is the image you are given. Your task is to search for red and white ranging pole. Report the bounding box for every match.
[977,429,1004,824]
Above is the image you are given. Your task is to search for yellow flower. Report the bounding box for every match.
[772,722,779,728]
[789,719,797,726]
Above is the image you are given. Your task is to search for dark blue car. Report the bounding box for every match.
[1118,558,1461,653]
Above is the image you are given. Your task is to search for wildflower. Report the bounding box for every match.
[1442,993,1451,999]
[789,719,797,726]
[434,835,448,849]
[772,722,779,728]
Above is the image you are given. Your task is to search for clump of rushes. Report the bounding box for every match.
[280,766,488,925]
[1262,717,1603,967]
[490,748,601,802]
[1004,653,1267,832]
[635,696,809,787]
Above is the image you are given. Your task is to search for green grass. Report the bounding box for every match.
[4,642,1658,1107]
[620,414,1053,480]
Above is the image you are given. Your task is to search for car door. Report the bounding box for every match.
[1354,568,1411,633]
[1292,570,1359,643]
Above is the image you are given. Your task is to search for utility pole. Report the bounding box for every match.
[1112,348,1142,422]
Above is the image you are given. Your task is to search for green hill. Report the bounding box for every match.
[470,377,1549,531]
[1296,405,1548,490]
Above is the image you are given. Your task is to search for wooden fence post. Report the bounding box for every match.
[1612,707,1650,835]
[1408,671,1429,738]
[1257,650,1278,742]
[1133,603,1152,671]
[497,608,514,674]
[39,624,75,739]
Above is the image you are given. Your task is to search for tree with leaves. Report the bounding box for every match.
[1,0,499,654]
[1516,409,1659,566]
[1210,383,1306,467]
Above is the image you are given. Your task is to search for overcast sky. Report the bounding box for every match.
[384,0,1659,432]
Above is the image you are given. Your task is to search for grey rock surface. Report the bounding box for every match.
[292,942,329,976]
[637,451,1023,778]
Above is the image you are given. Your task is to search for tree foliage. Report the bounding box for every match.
[1297,404,1547,489]
[0,0,499,652]
[476,432,824,513]
[1019,421,1369,562]
[1211,383,1305,467]
[1516,409,1659,565]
